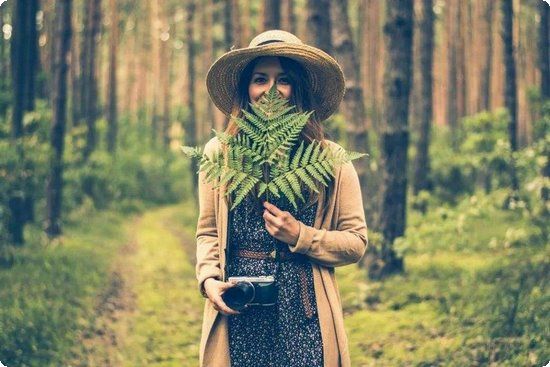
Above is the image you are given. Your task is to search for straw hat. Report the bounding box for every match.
[206,30,345,122]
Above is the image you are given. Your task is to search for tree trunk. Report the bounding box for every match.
[306,0,332,55]
[11,0,30,138]
[81,0,102,161]
[501,0,519,194]
[281,0,296,34]
[0,5,5,92]
[106,0,118,154]
[479,0,494,111]
[263,0,281,30]
[446,0,459,149]
[46,0,72,238]
[413,0,434,195]
[224,0,233,50]
[364,0,381,133]
[331,0,370,218]
[231,0,242,48]
[371,0,414,278]
[202,0,215,134]
[186,0,198,183]
[540,1,550,100]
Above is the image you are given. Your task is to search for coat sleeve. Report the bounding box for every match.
[288,160,368,267]
[195,138,223,297]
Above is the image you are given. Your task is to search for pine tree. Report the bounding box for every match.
[182,86,366,210]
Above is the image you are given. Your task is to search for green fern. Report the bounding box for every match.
[181,85,367,210]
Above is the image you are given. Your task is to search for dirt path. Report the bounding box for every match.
[69,205,203,366]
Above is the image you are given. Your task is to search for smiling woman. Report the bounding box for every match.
[248,57,293,102]
[197,30,368,367]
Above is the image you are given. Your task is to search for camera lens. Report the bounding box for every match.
[222,281,255,311]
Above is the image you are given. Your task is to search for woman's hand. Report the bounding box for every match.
[203,278,241,315]
[262,201,301,245]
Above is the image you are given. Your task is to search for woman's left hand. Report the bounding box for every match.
[262,201,301,246]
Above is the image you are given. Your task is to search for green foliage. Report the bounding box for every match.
[0,104,191,243]
[0,210,131,366]
[343,189,549,366]
[182,85,366,210]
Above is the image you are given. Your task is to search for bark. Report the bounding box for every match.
[446,0,459,149]
[46,0,72,238]
[232,0,242,48]
[364,0,381,132]
[281,0,296,34]
[306,0,332,55]
[480,0,494,111]
[540,1,550,100]
[187,0,198,182]
[224,0,233,49]
[202,0,215,133]
[106,0,118,154]
[241,0,252,45]
[374,0,414,278]
[331,0,370,217]
[81,0,102,160]
[263,0,281,30]
[413,0,434,195]
[11,0,30,137]
[501,0,519,194]
[0,6,5,91]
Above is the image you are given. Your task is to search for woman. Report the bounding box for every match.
[197,30,368,367]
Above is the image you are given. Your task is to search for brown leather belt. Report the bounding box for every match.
[234,248,315,319]
[235,248,305,262]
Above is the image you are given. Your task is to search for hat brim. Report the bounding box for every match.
[206,43,345,122]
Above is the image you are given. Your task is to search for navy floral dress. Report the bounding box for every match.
[226,192,324,367]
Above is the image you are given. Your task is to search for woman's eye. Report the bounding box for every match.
[278,77,290,85]
[253,77,266,84]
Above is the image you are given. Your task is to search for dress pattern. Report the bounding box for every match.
[226,192,324,367]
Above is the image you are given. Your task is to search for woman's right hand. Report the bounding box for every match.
[203,278,241,315]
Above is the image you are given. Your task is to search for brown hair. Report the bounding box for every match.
[224,56,333,214]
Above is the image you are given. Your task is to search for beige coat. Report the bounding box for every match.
[196,137,368,367]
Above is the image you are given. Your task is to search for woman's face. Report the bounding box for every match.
[248,56,292,103]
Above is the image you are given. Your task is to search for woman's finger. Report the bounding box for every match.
[263,201,284,216]
[262,209,279,225]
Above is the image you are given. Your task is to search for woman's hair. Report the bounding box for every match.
[223,56,333,213]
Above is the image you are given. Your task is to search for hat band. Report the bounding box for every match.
[256,40,284,46]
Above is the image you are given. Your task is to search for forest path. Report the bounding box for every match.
[70,204,202,366]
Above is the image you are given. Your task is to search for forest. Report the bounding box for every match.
[0,0,549,366]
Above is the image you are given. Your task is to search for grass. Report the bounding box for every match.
[110,203,203,366]
[339,189,549,366]
[0,209,134,366]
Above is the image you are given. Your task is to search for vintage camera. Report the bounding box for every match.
[222,275,277,311]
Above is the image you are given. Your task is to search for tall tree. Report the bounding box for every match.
[306,0,332,55]
[413,0,434,194]
[501,0,519,193]
[11,0,40,137]
[281,0,296,34]
[540,0,550,100]
[8,0,41,244]
[479,0,495,111]
[363,0,382,132]
[81,0,102,160]
[46,0,72,238]
[263,0,281,30]
[446,0,459,149]
[106,0,118,154]
[0,5,6,92]
[331,0,370,214]
[186,0,197,172]
[373,0,414,278]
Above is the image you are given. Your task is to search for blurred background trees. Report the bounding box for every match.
[0,0,548,275]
